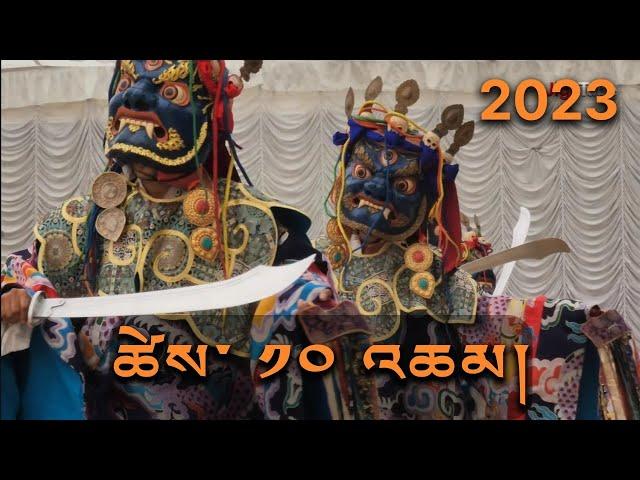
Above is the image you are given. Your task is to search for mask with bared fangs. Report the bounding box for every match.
[104,60,215,174]
[339,138,430,241]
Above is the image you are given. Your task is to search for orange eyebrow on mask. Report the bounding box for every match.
[353,145,377,170]
[392,161,420,177]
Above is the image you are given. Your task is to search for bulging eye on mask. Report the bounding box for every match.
[104,60,214,175]
[337,138,431,242]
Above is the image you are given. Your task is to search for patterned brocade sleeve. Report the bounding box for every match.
[1,241,58,298]
[249,254,378,420]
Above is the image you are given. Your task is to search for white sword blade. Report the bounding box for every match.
[492,206,530,296]
[461,238,570,275]
[28,255,316,322]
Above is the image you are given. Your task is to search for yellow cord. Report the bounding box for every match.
[346,102,461,265]
[222,160,234,277]
[355,100,430,135]
[335,140,352,259]
[429,147,445,220]
[430,146,460,264]
[220,158,235,326]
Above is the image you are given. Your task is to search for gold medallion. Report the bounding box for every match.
[191,227,219,261]
[91,172,128,209]
[404,242,433,272]
[326,243,348,270]
[183,188,217,227]
[96,207,126,241]
[410,271,436,299]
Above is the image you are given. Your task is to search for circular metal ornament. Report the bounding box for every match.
[409,271,436,299]
[191,227,219,261]
[326,243,348,270]
[96,207,126,241]
[404,243,434,273]
[44,232,74,271]
[183,188,217,227]
[91,172,128,209]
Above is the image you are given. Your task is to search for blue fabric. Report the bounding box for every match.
[575,340,601,420]
[443,164,459,183]
[19,327,85,420]
[333,131,348,146]
[1,355,20,419]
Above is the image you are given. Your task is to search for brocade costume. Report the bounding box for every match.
[0,60,377,420]
[315,77,640,420]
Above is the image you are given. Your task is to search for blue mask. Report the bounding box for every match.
[105,60,212,173]
[339,138,428,241]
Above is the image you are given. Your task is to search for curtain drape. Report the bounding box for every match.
[2,61,639,339]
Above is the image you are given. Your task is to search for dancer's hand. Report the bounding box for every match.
[1,288,31,325]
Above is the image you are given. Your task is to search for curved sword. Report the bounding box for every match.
[461,238,570,275]
[27,254,317,324]
[492,207,531,296]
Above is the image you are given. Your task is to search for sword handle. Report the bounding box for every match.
[27,291,45,326]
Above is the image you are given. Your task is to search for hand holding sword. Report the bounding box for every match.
[1,255,318,359]
[1,288,32,325]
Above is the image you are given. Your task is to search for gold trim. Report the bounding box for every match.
[334,239,477,329]
[61,197,89,223]
[107,224,143,266]
[71,223,82,256]
[223,196,279,269]
[391,264,477,323]
[336,242,393,294]
[105,121,208,167]
[106,117,114,142]
[354,278,401,342]
[121,60,138,80]
[157,128,186,151]
[115,181,282,359]
[136,230,194,290]
[124,189,140,207]
[152,60,189,84]
[226,223,250,256]
[355,279,386,316]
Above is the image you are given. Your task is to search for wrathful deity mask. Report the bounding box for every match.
[105,60,212,173]
[104,60,262,175]
[329,77,475,272]
[340,138,428,241]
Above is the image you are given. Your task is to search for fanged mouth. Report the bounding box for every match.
[345,193,398,222]
[111,107,169,142]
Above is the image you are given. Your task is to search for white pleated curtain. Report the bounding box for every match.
[2,61,639,339]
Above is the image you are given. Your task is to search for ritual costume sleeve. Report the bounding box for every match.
[456,295,640,420]
[1,241,85,420]
[249,230,378,419]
